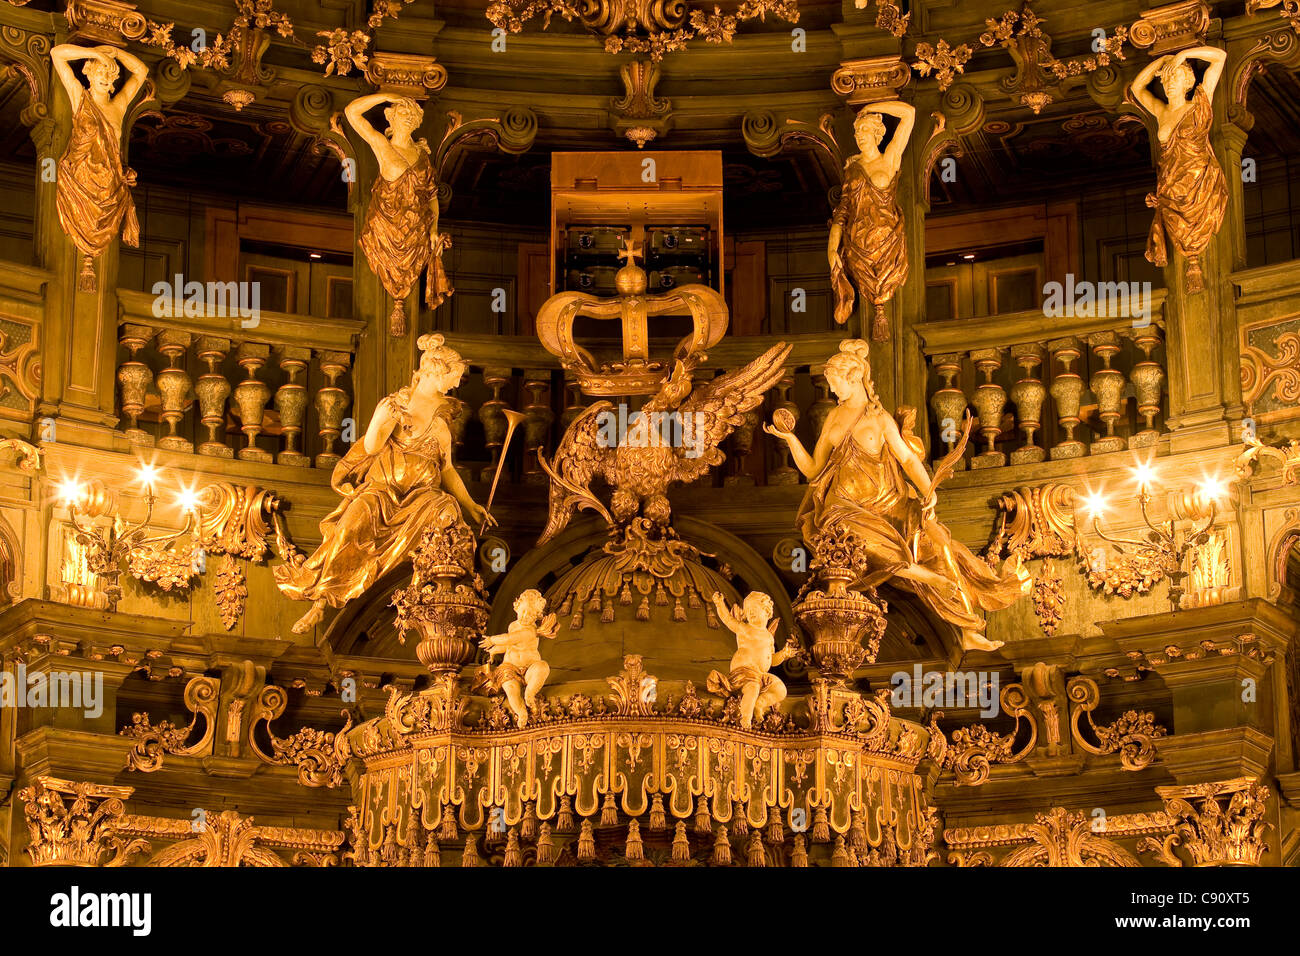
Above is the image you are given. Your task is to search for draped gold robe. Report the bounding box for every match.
[56,95,139,285]
[831,160,908,338]
[1144,87,1226,293]
[796,410,1027,635]
[359,147,452,334]
[274,401,467,608]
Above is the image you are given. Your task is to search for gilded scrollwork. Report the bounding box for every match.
[1066,676,1165,771]
[248,685,351,788]
[120,675,219,771]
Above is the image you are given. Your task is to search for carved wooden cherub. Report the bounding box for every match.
[707,590,798,730]
[477,589,557,729]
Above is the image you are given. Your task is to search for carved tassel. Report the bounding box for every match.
[536,823,554,865]
[586,592,602,612]
[731,801,748,838]
[461,835,481,867]
[521,801,537,841]
[648,794,666,831]
[439,805,458,841]
[503,827,522,868]
[424,836,440,868]
[767,816,784,845]
[672,821,691,862]
[625,820,644,861]
[570,609,585,630]
[791,834,809,867]
[673,598,687,622]
[694,795,712,835]
[712,825,731,866]
[636,595,650,621]
[812,806,830,844]
[619,583,633,606]
[558,595,573,616]
[849,809,868,853]
[557,795,576,833]
[747,830,766,867]
[600,792,618,826]
[831,835,851,867]
[389,300,407,337]
[655,583,669,606]
[77,254,96,293]
[381,826,397,865]
[688,590,703,608]
[601,599,615,624]
[577,819,596,861]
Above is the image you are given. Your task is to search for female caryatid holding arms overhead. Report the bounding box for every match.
[275,334,492,634]
[765,340,1029,652]
[51,44,148,293]
[345,93,453,337]
[828,100,914,342]
[1131,45,1227,295]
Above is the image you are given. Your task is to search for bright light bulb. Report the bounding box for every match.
[1198,476,1227,504]
[176,488,202,514]
[1131,462,1157,493]
[1083,491,1108,518]
[137,463,160,490]
[56,479,84,506]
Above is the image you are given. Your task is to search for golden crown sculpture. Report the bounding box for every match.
[535,240,728,396]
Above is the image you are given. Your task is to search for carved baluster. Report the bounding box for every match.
[1088,331,1126,455]
[232,343,272,463]
[808,368,835,441]
[446,390,473,486]
[154,330,193,453]
[970,348,1006,469]
[1009,344,1046,465]
[314,350,352,469]
[559,373,585,434]
[1129,325,1165,449]
[117,324,155,446]
[522,368,553,485]
[195,337,232,458]
[928,352,967,468]
[768,370,799,485]
[275,346,311,467]
[725,409,760,486]
[479,366,511,483]
[1048,337,1085,460]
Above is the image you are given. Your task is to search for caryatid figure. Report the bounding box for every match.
[828,100,914,342]
[1131,46,1227,294]
[344,93,453,337]
[51,45,148,293]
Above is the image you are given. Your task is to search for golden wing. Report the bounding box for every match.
[537,402,616,545]
[674,342,793,479]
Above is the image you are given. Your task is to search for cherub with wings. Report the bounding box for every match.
[537,342,792,544]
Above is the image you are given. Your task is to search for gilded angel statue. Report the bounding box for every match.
[1131,46,1227,294]
[707,590,799,730]
[829,100,914,342]
[275,334,491,634]
[51,44,148,293]
[475,589,557,728]
[345,93,453,337]
[537,342,792,543]
[765,339,1029,652]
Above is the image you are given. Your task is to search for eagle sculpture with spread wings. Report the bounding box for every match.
[538,342,792,544]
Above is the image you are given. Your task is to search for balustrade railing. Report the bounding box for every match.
[116,289,362,468]
[917,302,1169,470]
